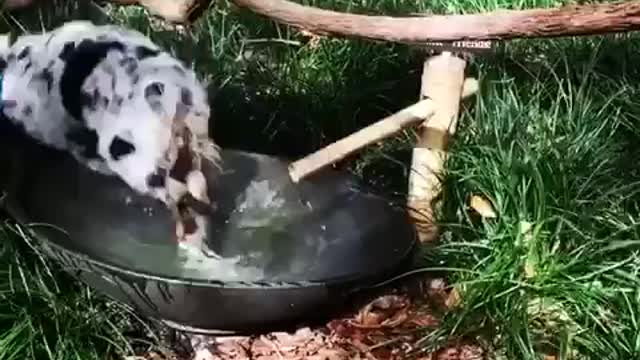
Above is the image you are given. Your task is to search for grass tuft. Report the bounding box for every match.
[0,222,152,359]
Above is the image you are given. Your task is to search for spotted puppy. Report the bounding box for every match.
[0,21,221,256]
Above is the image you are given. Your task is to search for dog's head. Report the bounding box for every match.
[85,62,220,206]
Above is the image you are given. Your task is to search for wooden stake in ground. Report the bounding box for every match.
[408,52,466,243]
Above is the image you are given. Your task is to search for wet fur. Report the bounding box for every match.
[0,21,221,254]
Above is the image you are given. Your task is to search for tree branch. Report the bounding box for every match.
[231,0,640,43]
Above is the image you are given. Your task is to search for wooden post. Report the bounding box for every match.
[407,51,466,243]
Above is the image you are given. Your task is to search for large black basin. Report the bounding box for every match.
[0,123,417,334]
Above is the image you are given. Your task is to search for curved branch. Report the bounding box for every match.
[232,0,640,43]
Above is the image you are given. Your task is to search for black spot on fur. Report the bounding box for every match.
[172,65,186,76]
[127,62,138,75]
[17,46,31,60]
[23,61,32,73]
[146,168,167,188]
[114,95,123,107]
[100,96,109,108]
[79,92,93,109]
[144,82,164,98]
[127,91,134,100]
[135,46,159,60]
[180,88,193,106]
[59,39,126,122]
[59,41,76,61]
[169,129,194,182]
[66,127,102,159]
[148,100,164,115]
[38,68,54,93]
[109,136,136,160]
[22,105,33,117]
[80,89,99,111]
[119,57,138,75]
[132,74,140,85]
[118,57,130,66]
[6,53,15,63]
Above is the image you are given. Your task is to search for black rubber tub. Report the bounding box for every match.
[0,123,417,334]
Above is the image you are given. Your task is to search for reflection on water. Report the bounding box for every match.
[40,177,348,282]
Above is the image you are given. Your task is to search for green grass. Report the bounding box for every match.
[3,0,640,359]
[0,222,155,359]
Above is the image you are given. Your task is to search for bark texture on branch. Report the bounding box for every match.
[232,0,640,43]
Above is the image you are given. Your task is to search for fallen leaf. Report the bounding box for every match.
[435,343,484,360]
[407,312,440,327]
[469,195,497,219]
[426,278,450,307]
[352,295,409,329]
[445,287,462,309]
[369,295,409,310]
[307,348,352,360]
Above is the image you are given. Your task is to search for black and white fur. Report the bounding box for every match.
[0,21,221,255]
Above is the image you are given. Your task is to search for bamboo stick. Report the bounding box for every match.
[407,51,466,243]
[287,78,477,183]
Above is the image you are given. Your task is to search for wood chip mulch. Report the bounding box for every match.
[133,278,486,360]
